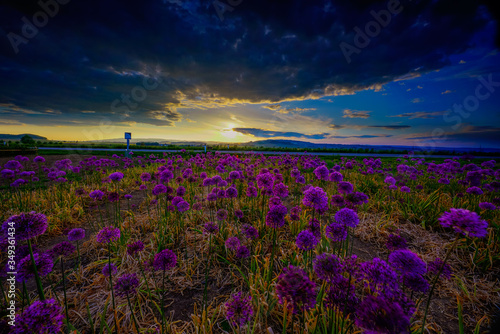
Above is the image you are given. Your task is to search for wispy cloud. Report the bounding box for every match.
[388,111,448,119]
[232,127,329,139]
[342,109,371,119]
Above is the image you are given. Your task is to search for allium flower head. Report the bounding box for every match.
[466,186,483,195]
[276,265,317,314]
[313,253,342,282]
[400,186,411,193]
[102,263,117,276]
[242,224,259,240]
[177,201,190,212]
[49,241,75,258]
[153,249,177,271]
[427,258,452,280]
[152,184,167,196]
[337,181,354,195]
[115,273,140,297]
[265,204,287,228]
[384,176,396,185]
[2,212,48,241]
[203,221,219,235]
[96,226,120,243]
[334,208,359,228]
[12,299,64,334]
[329,172,343,182]
[403,273,429,293]
[313,165,329,180]
[89,189,104,200]
[438,208,488,238]
[325,222,347,242]
[67,228,85,242]
[295,230,318,251]
[330,194,345,207]
[235,209,244,218]
[302,186,329,213]
[225,292,253,326]
[355,295,410,334]
[479,202,496,210]
[17,253,54,282]
[225,237,241,251]
[360,258,398,293]
[127,240,145,255]
[325,277,358,316]
[109,172,124,181]
[386,234,408,251]
[235,245,251,259]
[216,209,228,221]
[388,250,426,276]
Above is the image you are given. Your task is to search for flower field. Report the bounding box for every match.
[0,152,499,334]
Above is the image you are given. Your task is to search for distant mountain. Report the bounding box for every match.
[241,139,500,153]
[0,134,47,140]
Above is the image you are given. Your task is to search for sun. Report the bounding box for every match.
[222,129,238,139]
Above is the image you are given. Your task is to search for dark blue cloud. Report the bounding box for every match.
[232,128,329,139]
[0,0,497,127]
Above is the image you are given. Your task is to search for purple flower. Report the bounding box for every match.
[235,210,244,219]
[216,209,228,221]
[109,172,124,181]
[302,186,329,213]
[355,295,410,334]
[17,253,54,282]
[313,165,329,180]
[203,221,219,235]
[330,195,345,207]
[384,176,396,185]
[329,172,343,182]
[67,228,85,242]
[49,241,75,258]
[96,226,120,243]
[226,186,238,198]
[152,184,167,196]
[345,191,369,206]
[257,172,274,190]
[307,218,321,239]
[242,224,259,240]
[325,222,347,242]
[127,240,145,255]
[225,292,253,326]
[102,263,118,276]
[235,245,251,259]
[386,234,408,251]
[2,212,48,241]
[153,249,177,271]
[334,208,359,228]
[296,230,318,251]
[427,258,453,280]
[124,194,132,200]
[479,202,496,210]
[115,273,140,297]
[389,250,426,276]
[89,189,104,200]
[325,277,358,316]
[400,186,411,193]
[313,253,342,282]
[403,273,429,293]
[225,237,241,251]
[438,208,488,238]
[337,181,354,195]
[140,172,151,182]
[360,258,398,293]
[12,299,64,334]
[176,186,186,196]
[33,156,46,163]
[466,186,483,195]
[273,182,289,198]
[265,204,287,228]
[177,201,190,212]
[276,265,317,314]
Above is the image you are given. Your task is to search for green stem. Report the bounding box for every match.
[27,239,45,300]
[61,258,69,334]
[420,236,459,334]
[126,292,140,333]
[108,243,118,334]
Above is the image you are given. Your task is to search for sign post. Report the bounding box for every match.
[124,132,131,157]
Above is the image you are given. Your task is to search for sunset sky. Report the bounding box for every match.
[0,0,499,148]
